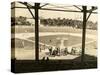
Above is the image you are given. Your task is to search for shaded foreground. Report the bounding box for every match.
[11,54,97,73]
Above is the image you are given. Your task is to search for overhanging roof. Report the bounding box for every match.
[11,2,97,14]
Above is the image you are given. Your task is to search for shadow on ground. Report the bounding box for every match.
[11,54,97,73]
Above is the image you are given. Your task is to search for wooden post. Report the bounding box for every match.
[34,3,40,61]
[81,6,87,62]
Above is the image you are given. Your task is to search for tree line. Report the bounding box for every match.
[11,16,97,30]
[11,16,31,26]
[40,18,97,30]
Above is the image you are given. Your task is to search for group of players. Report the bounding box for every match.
[40,45,81,57]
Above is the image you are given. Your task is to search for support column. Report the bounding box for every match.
[81,6,87,62]
[34,3,40,61]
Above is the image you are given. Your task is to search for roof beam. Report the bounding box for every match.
[40,3,49,8]
[11,6,97,14]
[86,11,92,22]
[73,5,82,11]
[26,3,35,19]
[11,2,97,14]
[87,6,97,12]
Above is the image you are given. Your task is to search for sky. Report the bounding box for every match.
[11,2,98,23]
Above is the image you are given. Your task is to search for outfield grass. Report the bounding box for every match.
[11,26,97,35]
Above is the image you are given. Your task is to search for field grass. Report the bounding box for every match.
[11,34,96,60]
[11,38,35,49]
[11,25,97,60]
[11,26,97,35]
[29,34,92,47]
[12,34,92,49]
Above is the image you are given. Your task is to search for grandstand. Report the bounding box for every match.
[11,2,97,73]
